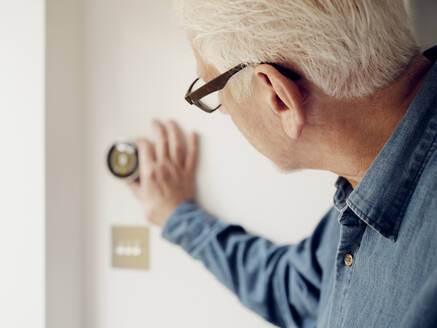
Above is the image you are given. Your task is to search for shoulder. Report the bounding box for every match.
[416,141,437,194]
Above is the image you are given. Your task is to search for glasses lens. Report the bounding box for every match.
[193,78,220,111]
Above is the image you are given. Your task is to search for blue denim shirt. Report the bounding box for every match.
[162,46,437,328]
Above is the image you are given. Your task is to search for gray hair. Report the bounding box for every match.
[174,0,420,101]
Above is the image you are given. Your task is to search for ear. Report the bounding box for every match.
[254,64,305,140]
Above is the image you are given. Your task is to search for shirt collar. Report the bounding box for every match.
[333,46,437,242]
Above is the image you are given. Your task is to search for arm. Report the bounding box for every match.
[126,119,333,326]
[162,200,334,327]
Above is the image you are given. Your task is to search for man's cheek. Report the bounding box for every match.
[219,91,233,115]
[218,106,229,115]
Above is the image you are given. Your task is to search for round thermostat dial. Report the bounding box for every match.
[107,142,139,181]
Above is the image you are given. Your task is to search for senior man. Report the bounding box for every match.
[128,1,437,327]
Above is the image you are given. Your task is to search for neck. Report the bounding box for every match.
[304,55,433,189]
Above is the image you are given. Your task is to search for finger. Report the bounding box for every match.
[166,120,186,167]
[136,138,156,166]
[152,120,170,163]
[127,179,141,197]
[185,131,199,173]
[136,138,156,180]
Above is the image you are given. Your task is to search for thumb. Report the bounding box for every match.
[185,131,199,173]
[127,179,141,197]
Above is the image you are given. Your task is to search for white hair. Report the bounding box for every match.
[174,0,420,101]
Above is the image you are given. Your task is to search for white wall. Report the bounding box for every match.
[0,1,45,328]
[82,1,335,327]
[80,1,437,324]
[45,0,83,327]
[408,0,437,50]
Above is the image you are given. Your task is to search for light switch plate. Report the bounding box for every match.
[111,226,149,270]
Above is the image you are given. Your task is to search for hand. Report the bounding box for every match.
[128,119,199,227]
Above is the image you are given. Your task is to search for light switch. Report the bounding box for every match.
[111,226,149,270]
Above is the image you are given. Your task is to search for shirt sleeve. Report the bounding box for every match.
[161,200,333,328]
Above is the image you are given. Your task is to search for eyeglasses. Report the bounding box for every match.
[184,62,301,113]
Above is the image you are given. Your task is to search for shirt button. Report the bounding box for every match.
[344,253,353,266]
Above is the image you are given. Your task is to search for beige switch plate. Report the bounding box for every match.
[112,226,149,270]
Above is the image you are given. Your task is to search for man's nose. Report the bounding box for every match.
[218,105,229,115]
